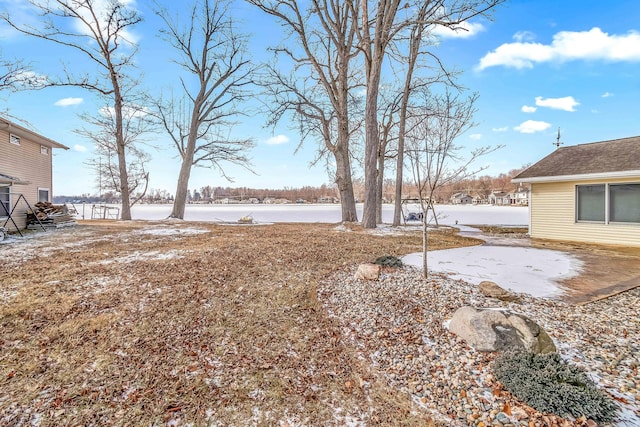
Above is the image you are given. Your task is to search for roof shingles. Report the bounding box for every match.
[514,136,640,180]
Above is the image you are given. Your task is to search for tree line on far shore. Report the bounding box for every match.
[56,167,526,206]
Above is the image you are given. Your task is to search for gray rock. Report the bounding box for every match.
[478,281,522,303]
[448,306,556,354]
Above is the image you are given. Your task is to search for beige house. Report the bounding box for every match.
[512,136,640,247]
[1,117,69,230]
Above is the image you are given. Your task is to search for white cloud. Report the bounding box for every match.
[535,96,579,112]
[602,92,614,98]
[13,70,48,88]
[521,105,537,113]
[513,31,536,43]
[265,134,290,145]
[514,120,551,134]
[54,97,84,107]
[477,27,640,70]
[469,133,482,140]
[492,126,509,132]
[74,144,87,152]
[57,0,139,45]
[433,21,485,39]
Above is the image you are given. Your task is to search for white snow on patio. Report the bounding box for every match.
[402,246,583,298]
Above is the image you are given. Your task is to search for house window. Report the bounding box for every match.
[610,183,640,223]
[38,188,50,203]
[9,134,20,145]
[41,145,49,155]
[576,184,605,222]
[0,186,10,216]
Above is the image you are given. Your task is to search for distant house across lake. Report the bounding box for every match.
[513,136,640,247]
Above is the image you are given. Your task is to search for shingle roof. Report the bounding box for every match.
[513,136,640,181]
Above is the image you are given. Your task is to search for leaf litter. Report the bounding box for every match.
[0,221,476,426]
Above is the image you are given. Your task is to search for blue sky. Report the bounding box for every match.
[1,0,640,196]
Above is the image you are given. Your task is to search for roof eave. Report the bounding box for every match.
[0,117,70,150]
[512,170,640,184]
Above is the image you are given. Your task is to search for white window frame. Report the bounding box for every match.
[609,182,640,224]
[41,145,49,155]
[575,184,606,223]
[9,133,20,145]
[38,188,50,203]
[576,182,640,225]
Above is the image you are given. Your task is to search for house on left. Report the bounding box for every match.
[1,116,69,231]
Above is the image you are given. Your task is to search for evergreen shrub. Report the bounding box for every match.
[373,255,403,268]
[494,350,617,424]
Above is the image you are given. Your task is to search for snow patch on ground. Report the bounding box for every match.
[366,224,427,236]
[99,250,185,264]
[403,246,583,298]
[132,227,209,236]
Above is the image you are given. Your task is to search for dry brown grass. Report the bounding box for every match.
[470,225,529,235]
[0,222,479,426]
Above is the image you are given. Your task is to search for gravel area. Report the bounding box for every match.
[318,267,640,427]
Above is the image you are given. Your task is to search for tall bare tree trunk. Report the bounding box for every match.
[376,149,385,224]
[362,62,383,228]
[112,82,131,220]
[335,144,358,222]
[392,75,412,226]
[360,0,402,229]
[170,113,199,219]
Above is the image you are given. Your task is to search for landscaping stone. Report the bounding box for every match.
[354,263,381,280]
[478,281,522,303]
[448,306,556,354]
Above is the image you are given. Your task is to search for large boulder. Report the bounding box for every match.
[478,281,522,303]
[448,306,556,354]
[354,263,381,280]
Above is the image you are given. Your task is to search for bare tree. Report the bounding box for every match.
[1,0,143,220]
[154,0,255,220]
[354,0,504,228]
[79,99,153,207]
[376,76,438,224]
[390,5,452,226]
[406,89,500,277]
[247,0,362,222]
[355,0,403,228]
[0,53,37,93]
[0,52,44,119]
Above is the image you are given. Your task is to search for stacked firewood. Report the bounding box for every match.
[27,202,76,228]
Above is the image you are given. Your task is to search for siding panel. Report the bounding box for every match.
[531,179,640,247]
[0,129,53,230]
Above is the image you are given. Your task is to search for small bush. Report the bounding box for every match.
[494,350,617,424]
[373,255,403,268]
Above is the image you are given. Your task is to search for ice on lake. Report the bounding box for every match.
[83,203,529,226]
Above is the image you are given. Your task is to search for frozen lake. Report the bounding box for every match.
[81,203,529,226]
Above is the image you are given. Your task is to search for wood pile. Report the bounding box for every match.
[27,202,77,229]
